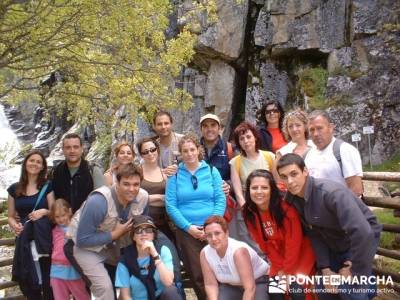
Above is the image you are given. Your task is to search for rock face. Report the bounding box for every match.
[3,0,400,165]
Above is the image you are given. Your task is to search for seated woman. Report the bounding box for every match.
[115,215,181,300]
[276,109,314,160]
[243,169,315,300]
[200,215,269,300]
[104,141,135,186]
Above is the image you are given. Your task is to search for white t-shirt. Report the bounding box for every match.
[203,238,269,285]
[277,140,315,157]
[305,137,363,185]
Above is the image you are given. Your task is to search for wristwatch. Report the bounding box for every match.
[152,254,160,261]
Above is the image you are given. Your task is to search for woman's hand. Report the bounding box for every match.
[28,208,48,221]
[142,240,158,257]
[12,222,23,236]
[188,225,205,240]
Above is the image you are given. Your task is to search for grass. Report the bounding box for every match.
[374,209,399,250]
[364,151,400,172]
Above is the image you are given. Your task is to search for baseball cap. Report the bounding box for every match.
[200,113,220,126]
[132,215,156,229]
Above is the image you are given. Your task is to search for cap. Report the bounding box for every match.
[132,215,156,229]
[200,113,220,126]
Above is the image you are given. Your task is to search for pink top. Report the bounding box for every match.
[51,225,71,266]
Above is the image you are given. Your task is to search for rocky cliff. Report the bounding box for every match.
[3,0,400,165]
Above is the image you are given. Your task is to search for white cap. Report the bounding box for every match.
[200,113,220,126]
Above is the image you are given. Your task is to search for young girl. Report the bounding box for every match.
[49,199,90,300]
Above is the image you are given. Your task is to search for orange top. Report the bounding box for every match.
[268,127,287,153]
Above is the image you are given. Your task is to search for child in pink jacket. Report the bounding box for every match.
[50,199,90,300]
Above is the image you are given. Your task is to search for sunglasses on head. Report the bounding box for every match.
[134,227,155,235]
[265,109,279,115]
[141,147,157,155]
[191,175,198,190]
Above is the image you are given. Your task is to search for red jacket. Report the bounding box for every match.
[245,201,315,277]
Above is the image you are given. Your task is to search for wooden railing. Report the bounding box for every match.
[1,172,400,298]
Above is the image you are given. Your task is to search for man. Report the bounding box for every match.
[70,163,149,300]
[277,153,382,299]
[199,113,234,182]
[52,133,105,213]
[305,110,363,197]
[152,111,183,172]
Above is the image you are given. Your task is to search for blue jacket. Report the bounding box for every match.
[200,136,232,181]
[165,160,226,231]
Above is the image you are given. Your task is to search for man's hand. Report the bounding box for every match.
[222,181,230,197]
[111,218,133,240]
[163,164,178,177]
[338,261,352,280]
[188,225,205,240]
[321,268,339,294]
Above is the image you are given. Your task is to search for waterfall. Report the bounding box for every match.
[0,104,21,199]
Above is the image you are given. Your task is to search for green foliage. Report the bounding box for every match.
[0,0,200,130]
[297,67,328,110]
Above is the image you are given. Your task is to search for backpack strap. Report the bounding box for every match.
[260,150,274,171]
[234,155,241,176]
[226,142,234,160]
[333,139,344,177]
[32,181,49,212]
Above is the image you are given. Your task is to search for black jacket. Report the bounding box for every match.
[258,126,273,152]
[52,159,94,213]
[12,217,53,295]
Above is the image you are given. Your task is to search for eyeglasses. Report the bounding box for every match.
[141,147,157,156]
[265,109,279,115]
[134,227,155,235]
[191,175,198,190]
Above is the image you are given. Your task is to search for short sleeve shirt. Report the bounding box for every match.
[7,181,53,223]
[305,137,363,185]
[115,245,173,300]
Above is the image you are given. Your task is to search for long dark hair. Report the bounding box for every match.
[243,169,285,232]
[16,150,48,197]
[257,100,285,130]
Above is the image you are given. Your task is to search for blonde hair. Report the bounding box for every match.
[282,109,309,141]
[114,141,135,159]
[50,199,72,224]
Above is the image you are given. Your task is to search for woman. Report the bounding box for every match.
[200,215,269,300]
[8,150,55,299]
[165,133,226,300]
[115,215,181,300]
[243,169,315,300]
[276,109,314,160]
[258,100,287,153]
[137,137,174,242]
[104,141,135,186]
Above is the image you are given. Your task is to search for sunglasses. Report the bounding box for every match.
[141,147,157,156]
[265,109,279,115]
[134,227,155,235]
[191,175,198,190]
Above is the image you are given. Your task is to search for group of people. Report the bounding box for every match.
[7,102,381,300]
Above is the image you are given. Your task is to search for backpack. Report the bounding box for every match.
[332,139,344,177]
[234,150,274,177]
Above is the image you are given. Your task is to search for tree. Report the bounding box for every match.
[0,0,199,129]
